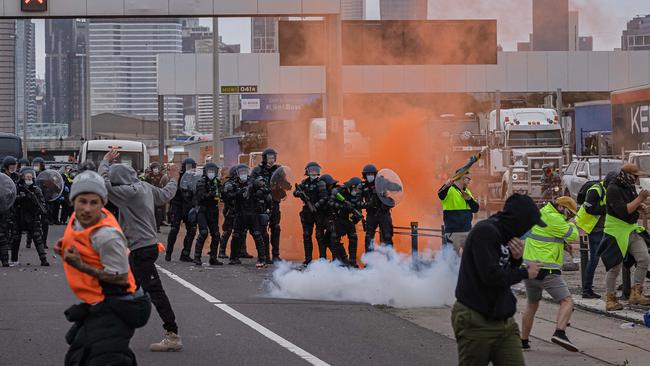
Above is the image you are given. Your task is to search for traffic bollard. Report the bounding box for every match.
[410,222,419,259]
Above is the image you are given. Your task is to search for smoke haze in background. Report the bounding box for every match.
[266,245,460,308]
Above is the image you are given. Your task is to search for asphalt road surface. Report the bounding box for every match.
[0,225,457,366]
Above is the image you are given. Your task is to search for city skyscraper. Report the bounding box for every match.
[621,14,650,50]
[45,19,87,133]
[0,20,15,134]
[532,0,569,51]
[379,0,428,20]
[89,19,184,135]
[15,19,36,136]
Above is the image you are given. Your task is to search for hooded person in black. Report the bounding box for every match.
[452,194,543,366]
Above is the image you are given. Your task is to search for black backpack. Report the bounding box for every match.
[576,180,601,205]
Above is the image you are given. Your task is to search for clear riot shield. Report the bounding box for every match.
[270,166,293,201]
[35,169,65,202]
[375,168,404,208]
[0,173,17,213]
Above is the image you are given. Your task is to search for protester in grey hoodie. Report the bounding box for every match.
[98,149,184,352]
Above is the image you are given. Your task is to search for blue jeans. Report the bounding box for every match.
[582,231,603,292]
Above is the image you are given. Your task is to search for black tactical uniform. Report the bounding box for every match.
[0,157,19,266]
[329,177,364,266]
[193,163,222,266]
[27,157,50,249]
[219,166,252,259]
[294,162,328,265]
[228,165,272,267]
[361,164,395,251]
[165,158,198,262]
[11,167,49,266]
[320,175,349,264]
[251,148,282,261]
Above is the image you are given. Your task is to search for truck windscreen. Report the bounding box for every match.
[635,155,650,174]
[86,151,144,172]
[508,130,562,148]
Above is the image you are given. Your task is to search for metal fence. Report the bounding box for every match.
[394,222,445,259]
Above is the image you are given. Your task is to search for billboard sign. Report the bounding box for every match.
[241,94,321,121]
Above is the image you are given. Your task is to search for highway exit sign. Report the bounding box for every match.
[21,0,47,12]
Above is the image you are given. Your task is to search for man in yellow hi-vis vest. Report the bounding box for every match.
[521,196,579,353]
[438,173,479,253]
[597,164,650,311]
[575,171,618,299]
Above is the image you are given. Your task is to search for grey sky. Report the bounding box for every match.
[34,0,650,78]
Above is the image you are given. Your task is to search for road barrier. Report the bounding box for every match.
[393,222,445,259]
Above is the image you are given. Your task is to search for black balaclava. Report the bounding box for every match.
[493,193,544,240]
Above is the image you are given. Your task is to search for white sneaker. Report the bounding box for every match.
[149,331,183,352]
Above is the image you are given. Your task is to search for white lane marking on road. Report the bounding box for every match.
[156,265,222,304]
[156,265,330,366]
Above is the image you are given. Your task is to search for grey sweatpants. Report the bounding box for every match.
[605,232,650,292]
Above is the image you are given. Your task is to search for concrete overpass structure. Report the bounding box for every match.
[158,50,650,95]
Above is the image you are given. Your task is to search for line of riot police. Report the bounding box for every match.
[161,149,403,269]
[0,156,71,267]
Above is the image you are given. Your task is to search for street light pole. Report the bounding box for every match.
[212,17,221,164]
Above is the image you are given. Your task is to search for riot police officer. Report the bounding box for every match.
[59,165,74,224]
[144,162,168,232]
[166,158,198,262]
[328,176,363,266]
[294,162,328,265]
[3,156,20,183]
[227,165,271,267]
[11,167,49,266]
[251,148,283,261]
[27,157,50,249]
[193,162,223,266]
[17,158,30,171]
[360,164,395,251]
[0,167,16,266]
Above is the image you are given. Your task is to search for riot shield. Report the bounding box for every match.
[375,168,404,207]
[270,165,293,201]
[36,169,65,202]
[180,171,201,192]
[0,173,17,213]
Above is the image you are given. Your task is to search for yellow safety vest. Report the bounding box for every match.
[575,183,605,234]
[441,185,474,211]
[524,203,579,270]
[603,214,645,257]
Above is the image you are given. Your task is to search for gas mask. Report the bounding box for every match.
[207,172,216,180]
[366,174,375,183]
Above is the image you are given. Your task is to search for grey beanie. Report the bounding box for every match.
[70,171,108,204]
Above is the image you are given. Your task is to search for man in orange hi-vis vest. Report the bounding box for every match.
[55,171,151,366]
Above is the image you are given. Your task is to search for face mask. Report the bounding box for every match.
[8,167,16,174]
[366,175,375,183]
[185,164,193,171]
[207,172,216,180]
[266,156,276,166]
[153,168,160,175]
[239,174,248,182]
[33,166,40,172]
[309,174,319,181]
[351,190,358,196]
[25,180,33,186]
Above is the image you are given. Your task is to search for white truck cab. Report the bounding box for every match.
[488,108,565,199]
[627,151,650,191]
[79,140,149,173]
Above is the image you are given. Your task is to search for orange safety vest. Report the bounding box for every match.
[62,208,137,304]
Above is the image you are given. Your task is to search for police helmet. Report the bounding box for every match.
[182,158,197,169]
[32,157,45,165]
[344,177,363,189]
[262,148,277,163]
[320,174,337,186]
[304,161,321,175]
[2,156,17,170]
[78,160,97,173]
[18,158,30,167]
[204,162,219,176]
[362,164,378,177]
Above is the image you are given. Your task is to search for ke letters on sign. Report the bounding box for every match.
[631,105,650,134]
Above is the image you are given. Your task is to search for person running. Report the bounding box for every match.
[98,150,183,352]
[56,170,151,365]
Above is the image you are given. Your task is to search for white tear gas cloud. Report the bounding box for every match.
[265,246,460,308]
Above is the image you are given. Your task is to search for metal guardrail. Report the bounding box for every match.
[394,222,445,258]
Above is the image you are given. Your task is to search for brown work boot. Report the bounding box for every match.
[629,284,650,306]
[606,292,624,311]
[149,331,183,352]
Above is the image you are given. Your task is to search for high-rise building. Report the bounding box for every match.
[45,19,87,134]
[89,19,184,135]
[532,0,569,51]
[0,20,15,134]
[15,20,36,136]
[379,0,428,20]
[621,15,650,51]
[252,17,280,53]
